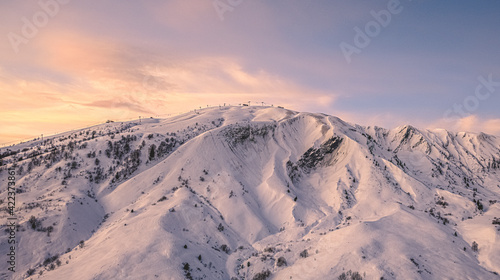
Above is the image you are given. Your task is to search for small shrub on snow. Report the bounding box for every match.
[299,249,308,258]
[472,241,479,252]
[28,216,41,230]
[252,269,271,280]
[43,255,59,266]
[276,256,287,267]
[26,268,35,276]
[217,223,224,232]
[220,244,230,254]
[264,247,275,253]
[182,262,190,271]
[338,270,363,280]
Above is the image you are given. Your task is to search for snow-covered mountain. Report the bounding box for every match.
[1,106,499,280]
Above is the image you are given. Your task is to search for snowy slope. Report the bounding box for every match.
[1,106,499,280]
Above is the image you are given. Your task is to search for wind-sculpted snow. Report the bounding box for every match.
[0,106,499,280]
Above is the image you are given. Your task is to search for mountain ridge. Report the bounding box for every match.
[1,106,499,280]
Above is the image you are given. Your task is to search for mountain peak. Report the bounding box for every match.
[1,107,499,279]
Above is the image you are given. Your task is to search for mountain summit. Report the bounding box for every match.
[1,106,499,280]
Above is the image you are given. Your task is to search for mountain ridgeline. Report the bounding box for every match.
[1,106,499,280]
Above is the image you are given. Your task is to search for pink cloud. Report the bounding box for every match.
[429,115,500,136]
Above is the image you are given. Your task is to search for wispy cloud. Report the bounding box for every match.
[431,115,500,136]
[1,0,499,143]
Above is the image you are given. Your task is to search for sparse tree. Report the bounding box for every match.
[46,226,54,237]
[28,216,41,230]
[217,223,224,232]
[149,144,156,161]
[220,244,230,254]
[252,269,271,280]
[472,241,478,252]
[276,256,287,267]
[299,249,308,258]
[26,268,35,276]
[338,270,363,280]
[183,262,190,271]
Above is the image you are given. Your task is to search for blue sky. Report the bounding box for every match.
[1,0,499,144]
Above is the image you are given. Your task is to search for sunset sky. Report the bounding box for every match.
[1,0,499,145]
